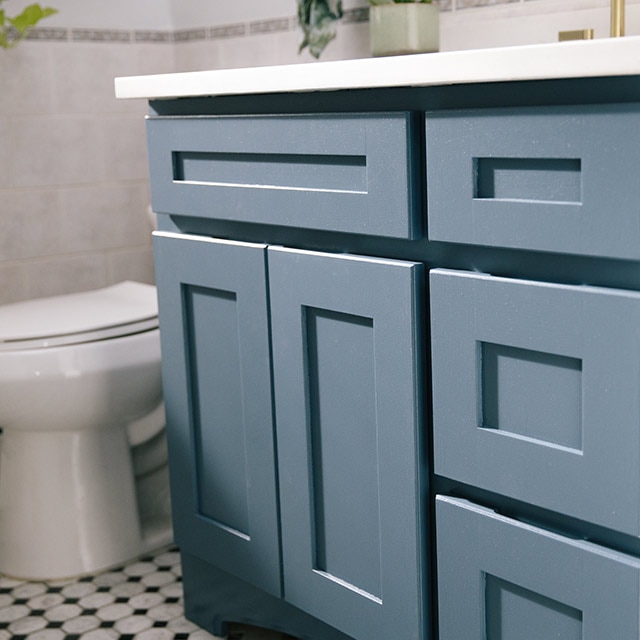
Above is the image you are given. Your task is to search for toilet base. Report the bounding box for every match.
[0,426,172,580]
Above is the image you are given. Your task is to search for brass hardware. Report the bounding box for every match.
[611,0,625,37]
[559,29,595,42]
[559,0,624,42]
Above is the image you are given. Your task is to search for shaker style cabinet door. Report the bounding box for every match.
[153,232,281,597]
[268,247,426,640]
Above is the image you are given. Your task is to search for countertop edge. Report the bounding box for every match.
[115,36,640,100]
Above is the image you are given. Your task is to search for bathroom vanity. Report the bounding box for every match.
[117,37,640,640]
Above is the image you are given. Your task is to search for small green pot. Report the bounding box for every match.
[370,3,440,57]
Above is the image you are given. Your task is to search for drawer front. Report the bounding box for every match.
[430,268,640,535]
[147,113,421,239]
[436,496,640,640]
[426,104,640,258]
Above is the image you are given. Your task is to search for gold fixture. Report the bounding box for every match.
[611,0,625,37]
[559,1,624,41]
[559,29,595,41]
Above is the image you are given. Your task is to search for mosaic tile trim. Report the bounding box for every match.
[173,28,208,43]
[134,30,174,43]
[0,546,293,640]
[21,0,545,44]
[249,18,292,36]
[210,24,247,40]
[71,28,132,43]
[24,27,68,42]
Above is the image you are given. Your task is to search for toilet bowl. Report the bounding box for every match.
[0,282,173,580]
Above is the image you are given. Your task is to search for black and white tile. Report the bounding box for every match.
[0,547,293,640]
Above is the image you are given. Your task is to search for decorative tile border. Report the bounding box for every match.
[249,17,292,36]
[210,23,247,40]
[173,28,208,43]
[22,1,540,45]
[24,27,68,42]
[71,28,131,43]
[134,30,174,43]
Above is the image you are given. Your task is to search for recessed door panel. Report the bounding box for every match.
[153,231,281,597]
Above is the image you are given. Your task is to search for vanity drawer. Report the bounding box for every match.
[147,113,421,239]
[436,496,640,640]
[430,268,640,535]
[426,104,640,259]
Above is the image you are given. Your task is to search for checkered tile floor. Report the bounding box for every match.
[0,546,294,640]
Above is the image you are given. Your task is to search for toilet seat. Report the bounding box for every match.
[0,281,158,351]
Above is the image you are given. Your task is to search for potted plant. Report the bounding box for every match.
[0,1,58,49]
[297,0,343,59]
[369,0,439,57]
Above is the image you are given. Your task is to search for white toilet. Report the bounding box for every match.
[0,281,173,580]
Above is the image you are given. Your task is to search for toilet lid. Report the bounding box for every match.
[0,281,159,351]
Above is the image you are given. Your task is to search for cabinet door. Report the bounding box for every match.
[153,232,281,597]
[268,247,426,640]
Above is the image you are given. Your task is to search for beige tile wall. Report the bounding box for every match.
[0,41,175,304]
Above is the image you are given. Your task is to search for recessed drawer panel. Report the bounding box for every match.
[430,268,640,535]
[426,104,640,258]
[147,113,420,239]
[436,496,640,640]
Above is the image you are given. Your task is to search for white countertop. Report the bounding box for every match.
[115,36,640,100]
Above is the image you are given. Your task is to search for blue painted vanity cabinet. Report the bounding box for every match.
[144,77,640,640]
[150,113,426,640]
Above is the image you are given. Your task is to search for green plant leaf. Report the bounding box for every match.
[298,0,343,58]
[1,3,57,48]
[10,4,56,33]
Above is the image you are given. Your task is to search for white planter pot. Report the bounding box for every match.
[370,3,440,57]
